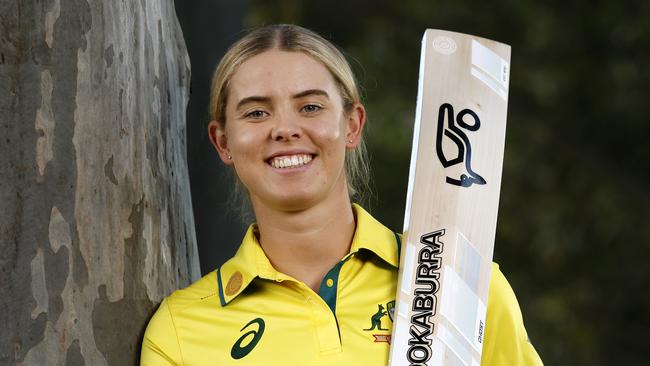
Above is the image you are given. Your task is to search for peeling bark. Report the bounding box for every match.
[0,0,199,365]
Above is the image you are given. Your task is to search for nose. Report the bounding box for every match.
[270,113,302,142]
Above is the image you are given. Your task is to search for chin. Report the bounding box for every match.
[262,191,324,212]
[274,197,316,212]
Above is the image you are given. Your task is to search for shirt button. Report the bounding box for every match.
[326,278,334,288]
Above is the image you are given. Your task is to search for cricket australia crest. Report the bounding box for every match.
[364,300,395,344]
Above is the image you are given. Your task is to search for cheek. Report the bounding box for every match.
[310,121,347,166]
[311,117,345,143]
[228,126,267,154]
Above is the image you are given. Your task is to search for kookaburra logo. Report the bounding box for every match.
[436,103,486,187]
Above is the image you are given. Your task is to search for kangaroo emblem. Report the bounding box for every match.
[364,304,389,331]
[435,103,486,188]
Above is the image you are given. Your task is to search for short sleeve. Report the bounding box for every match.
[481,263,543,365]
[141,298,183,366]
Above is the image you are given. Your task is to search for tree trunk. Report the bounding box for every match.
[0,0,199,365]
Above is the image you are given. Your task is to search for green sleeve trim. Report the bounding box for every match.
[394,232,402,264]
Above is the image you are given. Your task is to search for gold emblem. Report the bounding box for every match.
[226,271,243,296]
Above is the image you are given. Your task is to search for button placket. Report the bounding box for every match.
[300,283,342,354]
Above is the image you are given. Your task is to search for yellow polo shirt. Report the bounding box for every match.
[141,204,542,365]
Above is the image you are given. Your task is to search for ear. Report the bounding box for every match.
[208,120,234,165]
[345,103,366,148]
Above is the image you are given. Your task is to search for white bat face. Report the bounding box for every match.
[390,29,510,366]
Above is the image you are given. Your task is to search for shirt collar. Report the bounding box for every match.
[349,203,400,268]
[216,203,400,306]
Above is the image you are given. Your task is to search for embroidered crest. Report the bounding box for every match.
[364,300,395,344]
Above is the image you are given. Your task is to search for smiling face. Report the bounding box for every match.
[208,50,365,213]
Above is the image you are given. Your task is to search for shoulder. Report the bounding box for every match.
[141,272,221,365]
[483,263,543,365]
[149,271,223,327]
[487,263,519,317]
[165,271,221,310]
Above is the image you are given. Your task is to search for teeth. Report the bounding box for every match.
[270,154,313,169]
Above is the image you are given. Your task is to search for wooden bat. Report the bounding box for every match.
[388,29,511,366]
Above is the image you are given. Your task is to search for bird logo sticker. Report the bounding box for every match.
[435,103,486,188]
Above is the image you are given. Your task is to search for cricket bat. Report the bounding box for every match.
[388,29,511,366]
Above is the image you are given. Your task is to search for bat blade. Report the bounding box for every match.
[389,29,511,366]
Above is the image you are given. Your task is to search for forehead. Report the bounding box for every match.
[228,50,340,101]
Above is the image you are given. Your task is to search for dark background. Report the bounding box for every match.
[175,1,650,365]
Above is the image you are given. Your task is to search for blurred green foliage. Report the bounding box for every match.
[247,1,650,364]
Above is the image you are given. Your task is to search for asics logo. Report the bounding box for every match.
[231,318,265,359]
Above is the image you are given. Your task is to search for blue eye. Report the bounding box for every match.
[245,110,267,119]
[301,104,322,113]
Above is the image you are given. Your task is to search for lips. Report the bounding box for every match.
[268,154,313,169]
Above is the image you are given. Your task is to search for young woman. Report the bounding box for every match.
[141,24,542,365]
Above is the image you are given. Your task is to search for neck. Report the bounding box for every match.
[252,194,356,293]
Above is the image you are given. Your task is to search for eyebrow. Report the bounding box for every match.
[292,89,330,99]
[236,96,271,110]
[235,89,330,110]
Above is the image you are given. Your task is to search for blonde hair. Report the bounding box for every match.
[209,24,371,218]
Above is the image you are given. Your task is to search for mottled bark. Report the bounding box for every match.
[0,0,199,365]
